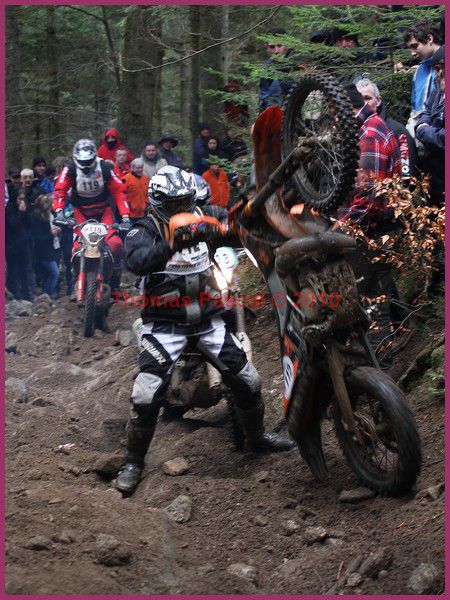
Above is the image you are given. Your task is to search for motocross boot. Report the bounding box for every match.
[110,266,122,295]
[236,397,295,452]
[116,409,156,495]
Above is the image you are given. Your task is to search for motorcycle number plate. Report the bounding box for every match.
[81,223,107,238]
[214,247,238,270]
[283,356,296,401]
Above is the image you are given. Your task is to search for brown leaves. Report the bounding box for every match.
[336,175,445,285]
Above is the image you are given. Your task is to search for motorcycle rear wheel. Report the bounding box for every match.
[334,366,421,496]
[281,71,359,213]
[84,271,97,338]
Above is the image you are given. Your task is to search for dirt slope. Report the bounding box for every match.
[5,282,444,595]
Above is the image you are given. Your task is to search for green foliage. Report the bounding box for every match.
[6,4,444,167]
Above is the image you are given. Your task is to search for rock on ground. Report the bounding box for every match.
[407,563,440,594]
[115,329,133,347]
[304,526,328,545]
[163,457,190,476]
[338,487,375,503]
[91,453,124,477]
[5,333,18,353]
[359,547,394,578]
[6,377,28,403]
[95,534,131,566]
[280,520,299,536]
[164,495,192,524]
[227,563,258,584]
[23,536,52,551]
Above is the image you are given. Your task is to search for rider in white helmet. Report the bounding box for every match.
[53,138,131,291]
[116,165,293,495]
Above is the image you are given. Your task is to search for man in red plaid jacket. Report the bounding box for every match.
[341,83,402,226]
[340,84,403,371]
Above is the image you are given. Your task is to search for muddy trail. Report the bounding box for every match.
[5,269,444,595]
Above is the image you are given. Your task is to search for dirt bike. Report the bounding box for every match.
[222,72,421,496]
[133,237,252,449]
[55,217,122,337]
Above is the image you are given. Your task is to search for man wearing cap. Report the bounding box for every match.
[157,132,184,169]
[193,123,211,175]
[32,156,53,194]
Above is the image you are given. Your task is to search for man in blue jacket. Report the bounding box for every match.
[32,156,54,194]
[416,45,445,206]
[404,20,442,138]
[259,29,297,112]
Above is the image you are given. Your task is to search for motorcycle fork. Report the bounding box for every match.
[326,341,363,444]
[76,255,86,304]
[95,252,104,304]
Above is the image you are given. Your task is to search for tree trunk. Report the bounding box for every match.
[46,6,60,153]
[179,7,192,148]
[200,6,225,132]
[118,6,163,154]
[6,7,23,168]
[220,6,230,86]
[34,92,41,155]
[189,6,201,139]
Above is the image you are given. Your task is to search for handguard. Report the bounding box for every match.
[168,212,228,250]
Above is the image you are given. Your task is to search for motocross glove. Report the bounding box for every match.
[119,216,131,232]
[172,222,222,252]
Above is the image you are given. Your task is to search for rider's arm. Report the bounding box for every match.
[124,224,173,276]
[52,166,74,212]
[106,169,130,218]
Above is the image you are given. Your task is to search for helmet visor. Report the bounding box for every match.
[77,158,95,168]
[163,193,195,217]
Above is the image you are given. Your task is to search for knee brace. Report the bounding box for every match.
[131,372,164,409]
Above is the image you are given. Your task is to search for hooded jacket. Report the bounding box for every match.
[97,128,135,164]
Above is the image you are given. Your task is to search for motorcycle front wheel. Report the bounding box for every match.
[281,71,359,213]
[84,271,97,338]
[334,366,422,496]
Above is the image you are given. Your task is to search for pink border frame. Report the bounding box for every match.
[1,0,446,598]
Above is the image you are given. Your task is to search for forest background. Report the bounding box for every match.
[6,4,444,170]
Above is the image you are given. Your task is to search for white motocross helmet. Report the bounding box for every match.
[148,166,197,223]
[73,139,97,174]
[194,174,211,206]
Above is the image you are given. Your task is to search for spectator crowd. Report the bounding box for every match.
[5,18,445,369]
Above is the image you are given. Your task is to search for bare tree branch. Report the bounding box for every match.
[65,6,121,90]
[117,6,281,73]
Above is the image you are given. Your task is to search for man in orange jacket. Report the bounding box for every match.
[122,159,149,223]
[201,161,230,208]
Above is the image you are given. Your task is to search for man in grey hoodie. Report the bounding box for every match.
[141,142,168,180]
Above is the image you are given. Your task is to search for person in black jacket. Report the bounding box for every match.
[415,45,445,206]
[30,195,61,298]
[5,189,32,301]
[116,166,293,495]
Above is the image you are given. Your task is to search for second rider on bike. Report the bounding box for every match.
[52,139,131,292]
